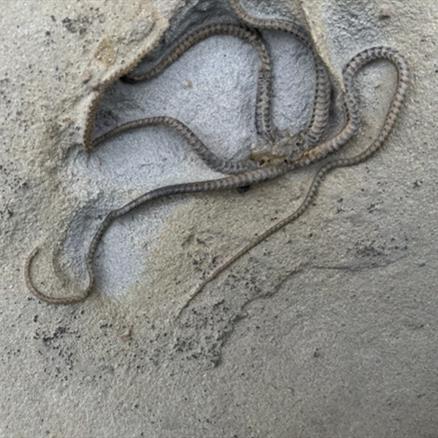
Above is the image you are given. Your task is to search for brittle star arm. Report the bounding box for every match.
[229,0,332,152]
[121,22,275,145]
[176,46,409,316]
[25,48,408,305]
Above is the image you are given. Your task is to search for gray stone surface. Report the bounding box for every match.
[1,0,438,437]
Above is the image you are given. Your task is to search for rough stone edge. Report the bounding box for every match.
[80,9,169,153]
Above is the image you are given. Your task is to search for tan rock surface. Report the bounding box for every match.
[1,1,437,436]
